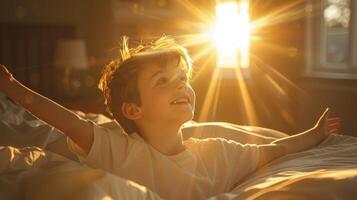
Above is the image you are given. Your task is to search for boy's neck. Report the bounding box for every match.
[138,122,186,156]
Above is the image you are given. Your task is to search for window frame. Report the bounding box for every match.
[305,0,357,79]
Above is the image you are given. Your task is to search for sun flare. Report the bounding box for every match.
[174,0,305,127]
[212,1,250,68]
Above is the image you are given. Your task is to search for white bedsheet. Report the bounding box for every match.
[0,146,162,200]
[209,134,357,200]
[3,134,357,200]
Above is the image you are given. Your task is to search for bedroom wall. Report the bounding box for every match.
[0,0,121,64]
[250,0,357,136]
[1,0,356,136]
[0,0,89,41]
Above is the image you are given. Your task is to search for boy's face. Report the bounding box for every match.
[135,58,195,126]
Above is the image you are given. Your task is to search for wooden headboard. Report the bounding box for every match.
[0,23,76,97]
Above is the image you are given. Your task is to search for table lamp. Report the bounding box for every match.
[53,39,89,99]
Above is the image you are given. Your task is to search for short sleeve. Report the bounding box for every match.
[67,123,131,172]
[227,141,260,183]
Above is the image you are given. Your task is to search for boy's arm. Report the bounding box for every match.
[182,122,276,144]
[0,64,93,154]
[257,108,340,168]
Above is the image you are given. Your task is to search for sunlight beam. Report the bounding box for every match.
[198,70,222,122]
[234,68,258,125]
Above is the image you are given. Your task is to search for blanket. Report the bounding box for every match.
[210,134,357,200]
[2,135,357,200]
[0,146,161,200]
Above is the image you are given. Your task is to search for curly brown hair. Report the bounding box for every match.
[98,36,193,134]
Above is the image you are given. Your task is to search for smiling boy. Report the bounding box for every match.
[122,52,195,155]
[0,36,340,199]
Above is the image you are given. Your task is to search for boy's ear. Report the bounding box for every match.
[122,102,143,120]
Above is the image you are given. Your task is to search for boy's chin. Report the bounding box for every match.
[177,115,194,126]
[168,113,192,124]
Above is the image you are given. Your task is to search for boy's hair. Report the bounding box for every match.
[98,36,193,134]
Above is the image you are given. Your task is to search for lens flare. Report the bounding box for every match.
[210,1,250,68]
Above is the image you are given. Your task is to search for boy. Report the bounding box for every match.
[0,36,340,199]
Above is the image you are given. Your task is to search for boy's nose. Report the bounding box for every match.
[175,79,187,91]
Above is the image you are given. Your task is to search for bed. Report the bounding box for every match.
[1,93,357,200]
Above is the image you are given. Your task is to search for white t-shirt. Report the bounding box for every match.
[68,123,260,200]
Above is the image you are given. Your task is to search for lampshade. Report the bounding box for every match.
[54,39,88,70]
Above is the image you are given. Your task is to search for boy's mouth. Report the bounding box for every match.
[170,96,190,105]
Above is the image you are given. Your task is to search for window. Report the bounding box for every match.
[305,0,357,79]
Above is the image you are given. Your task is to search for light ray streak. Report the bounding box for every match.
[234,68,258,125]
[190,50,215,83]
[198,69,221,122]
[251,54,308,98]
[176,0,214,23]
[251,0,306,30]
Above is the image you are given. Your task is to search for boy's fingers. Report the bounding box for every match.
[327,124,339,132]
[327,121,340,126]
[328,123,340,129]
[328,124,341,129]
[1,65,12,76]
[323,107,330,116]
[327,117,341,123]
[318,108,330,123]
[329,116,340,119]
[1,64,8,70]
[328,128,339,134]
[328,119,341,127]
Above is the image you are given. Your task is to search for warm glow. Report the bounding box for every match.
[213,1,250,68]
[173,0,305,127]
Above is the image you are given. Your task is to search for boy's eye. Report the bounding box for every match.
[157,77,168,85]
[155,71,188,87]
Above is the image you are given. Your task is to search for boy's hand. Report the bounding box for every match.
[0,64,15,85]
[314,108,341,137]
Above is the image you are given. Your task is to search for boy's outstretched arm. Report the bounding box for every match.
[181,122,276,144]
[257,108,341,168]
[0,64,93,154]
